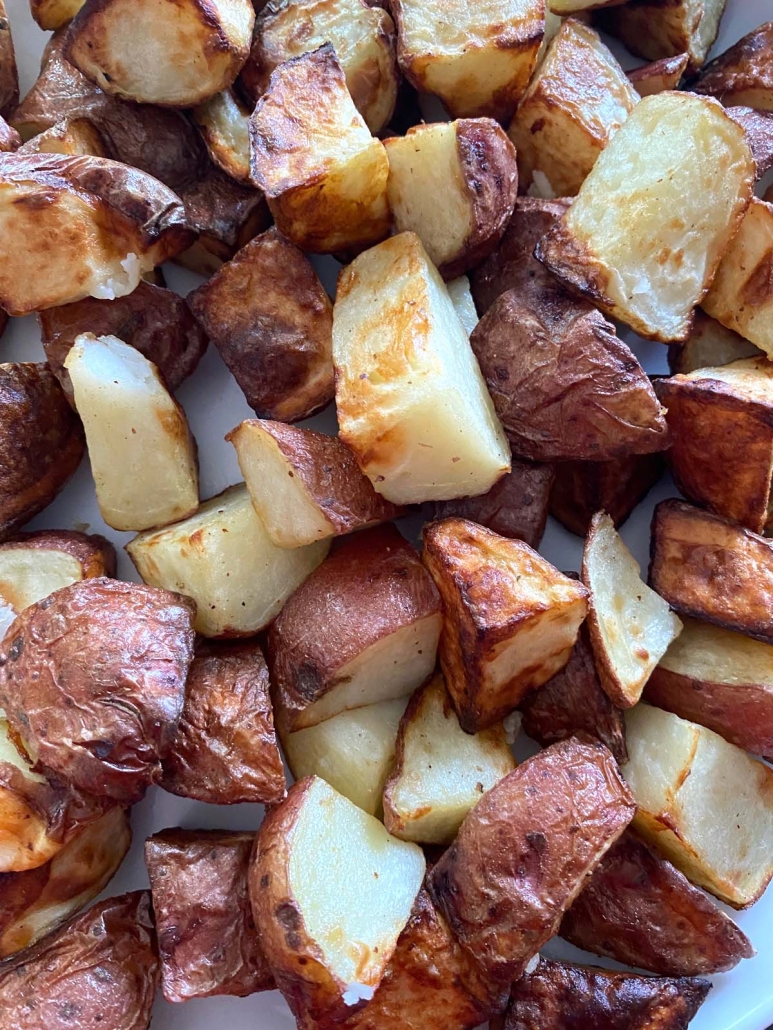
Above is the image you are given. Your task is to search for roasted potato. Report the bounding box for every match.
[430,737,635,982]
[0,577,196,803]
[334,232,511,504]
[667,309,762,374]
[29,0,85,29]
[189,227,334,422]
[66,0,255,106]
[0,891,159,1030]
[249,45,390,253]
[0,363,84,542]
[627,53,689,96]
[0,0,17,118]
[392,0,544,121]
[599,0,726,72]
[446,275,478,336]
[0,529,114,613]
[228,420,402,548]
[508,19,638,197]
[18,116,107,157]
[0,115,19,152]
[549,453,665,537]
[691,20,773,110]
[726,106,773,179]
[384,118,518,278]
[191,88,251,183]
[146,829,273,1002]
[249,775,426,1027]
[536,93,755,343]
[127,484,330,638]
[268,524,441,733]
[161,641,286,805]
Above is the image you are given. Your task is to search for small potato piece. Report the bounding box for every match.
[161,642,286,805]
[423,518,588,733]
[29,0,85,28]
[0,0,17,117]
[600,0,726,72]
[0,116,19,152]
[628,53,689,96]
[268,525,441,733]
[191,88,251,183]
[0,529,115,611]
[228,420,402,548]
[249,45,389,253]
[383,674,515,845]
[384,118,518,278]
[667,309,762,374]
[146,829,273,1002]
[18,117,107,157]
[189,227,334,422]
[65,333,199,532]
[128,484,330,638]
[508,19,638,197]
[392,0,544,121]
[692,21,773,111]
[446,276,478,336]
[430,738,635,983]
[250,776,426,1027]
[536,93,755,343]
[549,453,665,537]
[726,107,773,180]
[334,232,511,504]
[0,892,159,1030]
[622,703,773,907]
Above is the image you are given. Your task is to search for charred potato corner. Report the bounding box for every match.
[2,1,773,1027]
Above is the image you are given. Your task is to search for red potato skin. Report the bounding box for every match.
[0,115,19,152]
[727,107,773,179]
[0,0,18,118]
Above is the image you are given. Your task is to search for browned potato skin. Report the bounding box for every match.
[0,0,18,118]
[0,529,116,580]
[189,227,334,422]
[726,106,773,179]
[145,829,274,1002]
[691,21,773,111]
[160,641,286,805]
[0,891,160,1030]
[40,281,208,405]
[628,54,688,96]
[0,578,196,803]
[0,363,84,542]
[649,499,773,644]
[0,115,20,152]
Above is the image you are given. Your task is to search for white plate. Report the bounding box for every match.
[3,1,772,1027]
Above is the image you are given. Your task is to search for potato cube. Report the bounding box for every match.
[549,453,665,537]
[627,54,689,97]
[667,310,762,374]
[0,530,114,612]
[191,89,251,184]
[29,0,84,29]
[692,21,773,111]
[17,117,107,158]
[600,0,726,72]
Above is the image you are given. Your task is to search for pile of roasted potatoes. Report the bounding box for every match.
[0,0,773,1026]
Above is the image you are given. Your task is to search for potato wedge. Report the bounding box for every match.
[189,227,334,422]
[146,829,273,1002]
[0,363,84,542]
[627,53,689,96]
[65,333,199,532]
[622,703,773,907]
[0,0,17,118]
[667,309,762,373]
[127,484,330,638]
[509,19,637,197]
[384,118,518,278]
[423,518,588,733]
[29,0,84,28]
[161,641,286,805]
[692,21,773,110]
[430,738,635,982]
[191,88,251,183]
[599,0,726,72]
[249,45,389,253]
[249,775,426,1027]
[727,106,773,179]
[0,115,19,152]
[334,232,511,504]
[392,0,543,121]
[18,116,107,157]
[0,529,114,612]
[549,453,665,537]
[268,525,441,733]
[536,93,755,343]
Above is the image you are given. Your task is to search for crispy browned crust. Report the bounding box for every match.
[0,1,18,118]
[627,53,689,95]
[562,830,753,976]
[691,20,773,108]
[0,529,116,579]
[534,219,619,319]
[0,891,160,1030]
[0,363,84,542]
[146,828,274,1002]
[0,578,196,803]
[598,0,724,72]
[160,641,286,805]
[504,958,710,1030]
[429,738,635,983]
[189,227,334,421]
[0,115,19,152]
[727,106,773,179]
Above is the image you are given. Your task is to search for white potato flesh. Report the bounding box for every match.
[0,549,83,612]
[192,89,251,183]
[65,334,199,532]
[658,617,773,686]
[0,720,59,873]
[685,357,773,404]
[333,232,511,503]
[446,276,478,336]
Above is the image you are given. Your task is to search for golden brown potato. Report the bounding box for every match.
[0,115,19,152]
[0,578,196,803]
[667,309,762,374]
[30,0,84,28]
[423,518,588,733]
[726,106,773,179]
[392,0,544,121]
[0,0,17,118]
[0,891,159,1030]
[430,738,635,982]
[268,524,441,733]
[509,19,637,197]
[650,499,773,645]
[189,227,334,422]
[562,829,753,976]
[18,116,107,157]
[599,0,726,72]
[161,641,286,805]
[536,93,755,343]
[191,88,251,183]
[0,363,84,542]
[627,53,689,96]
[145,829,273,1002]
[249,44,389,253]
[0,529,114,613]
[549,453,665,537]
[229,420,402,548]
[384,118,518,278]
[692,20,773,110]
[241,0,398,134]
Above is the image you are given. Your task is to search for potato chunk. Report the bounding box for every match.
[0,0,17,117]
[536,93,755,343]
[600,0,726,72]
[627,54,689,96]
[0,530,114,612]
[18,117,107,157]
[549,453,665,537]
[191,88,251,183]
[384,119,518,278]
[622,703,773,907]
[446,276,478,336]
[127,484,330,638]
[334,232,511,504]
[423,518,588,733]
[29,0,84,28]
[667,309,762,374]
[692,21,773,110]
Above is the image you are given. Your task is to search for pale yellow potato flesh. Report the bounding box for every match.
[191,89,251,183]
[0,549,83,612]
[446,277,478,337]
[658,617,773,686]
[0,720,59,873]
